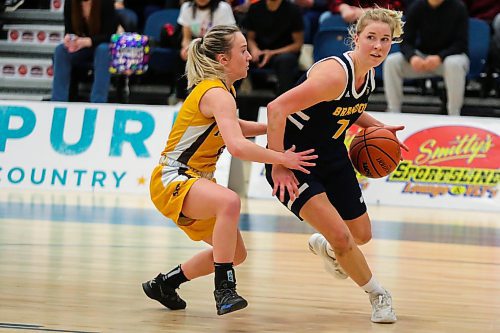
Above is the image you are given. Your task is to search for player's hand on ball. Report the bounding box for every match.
[382,124,409,157]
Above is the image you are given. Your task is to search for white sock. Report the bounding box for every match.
[361,276,385,295]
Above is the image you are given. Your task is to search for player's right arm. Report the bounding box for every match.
[266,59,346,201]
[200,87,317,174]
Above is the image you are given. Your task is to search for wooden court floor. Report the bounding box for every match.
[0,189,499,333]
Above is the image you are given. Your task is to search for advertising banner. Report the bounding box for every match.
[248,107,499,212]
[0,101,231,193]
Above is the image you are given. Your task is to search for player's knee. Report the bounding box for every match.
[217,191,241,220]
[328,232,353,254]
[354,230,372,245]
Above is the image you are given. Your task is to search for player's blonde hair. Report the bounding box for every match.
[348,7,404,47]
[186,25,240,89]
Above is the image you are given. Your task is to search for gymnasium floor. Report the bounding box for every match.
[0,188,499,333]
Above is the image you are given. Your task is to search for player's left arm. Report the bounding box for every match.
[355,113,409,152]
[238,119,267,138]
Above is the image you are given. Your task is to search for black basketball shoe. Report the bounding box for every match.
[142,273,186,310]
[213,282,248,315]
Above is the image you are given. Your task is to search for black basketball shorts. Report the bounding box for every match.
[264,160,367,221]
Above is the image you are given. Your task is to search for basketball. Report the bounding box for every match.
[349,127,401,178]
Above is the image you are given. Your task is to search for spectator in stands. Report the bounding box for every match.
[321,1,405,24]
[51,0,118,103]
[243,0,304,95]
[383,0,469,116]
[115,0,139,32]
[173,0,236,103]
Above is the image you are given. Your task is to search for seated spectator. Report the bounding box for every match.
[115,0,139,32]
[51,0,118,103]
[243,0,304,95]
[383,0,469,116]
[321,0,404,24]
[174,0,236,103]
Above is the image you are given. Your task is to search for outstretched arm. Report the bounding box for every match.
[200,88,317,173]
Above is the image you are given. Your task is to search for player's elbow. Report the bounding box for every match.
[226,141,244,159]
[267,100,287,123]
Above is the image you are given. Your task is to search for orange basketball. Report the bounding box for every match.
[349,127,401,178]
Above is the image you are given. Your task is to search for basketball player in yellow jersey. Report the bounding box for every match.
[142,25,317,316]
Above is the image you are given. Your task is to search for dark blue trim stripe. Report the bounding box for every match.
[0,202,499,247]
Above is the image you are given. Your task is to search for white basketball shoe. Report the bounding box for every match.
[308,233,348,279]
[369,289,397,323]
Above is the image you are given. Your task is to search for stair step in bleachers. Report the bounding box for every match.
[3,24,64,45]
[0,40,56,57]
[0,9,63,25]
[0,92,51,100]
[0,57,53,80]
[0,77,52,89]
[0,6,62,100]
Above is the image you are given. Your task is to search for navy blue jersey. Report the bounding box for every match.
[284,51,375,165]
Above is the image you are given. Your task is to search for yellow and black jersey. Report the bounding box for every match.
[161,79,236,173]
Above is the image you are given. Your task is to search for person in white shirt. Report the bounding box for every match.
[172,0,236,102]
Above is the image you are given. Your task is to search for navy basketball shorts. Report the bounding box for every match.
[264,160,367,221]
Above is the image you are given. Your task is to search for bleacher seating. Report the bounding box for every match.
[467,18,490,82]
[313,28,350,62]
[0,1,62,100]
[318,14,349,32]
[142,9,180,75]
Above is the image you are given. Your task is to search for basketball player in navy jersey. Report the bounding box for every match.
[265,8,409,323]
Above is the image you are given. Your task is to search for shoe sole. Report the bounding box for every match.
[371,316,397,324]
[141,282,186,310]
[217,299,248,315]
